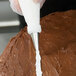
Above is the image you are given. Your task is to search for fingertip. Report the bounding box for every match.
[33,0,41,3]
[40,0,46,8]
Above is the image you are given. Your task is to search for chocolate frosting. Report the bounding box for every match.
[0,10,76,76]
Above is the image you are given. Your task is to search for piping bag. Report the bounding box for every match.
[18,0,42,76]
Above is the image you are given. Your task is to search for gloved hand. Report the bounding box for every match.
[9,0,46,15]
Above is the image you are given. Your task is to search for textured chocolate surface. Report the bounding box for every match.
[0,10,76,76]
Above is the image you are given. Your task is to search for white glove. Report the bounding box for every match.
[9,0,46,16]
[9,0,23,15]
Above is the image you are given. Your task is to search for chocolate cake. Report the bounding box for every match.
[0,10,76,76]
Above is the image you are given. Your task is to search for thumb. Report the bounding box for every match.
[33,0,40,3]
[33,0,46,8]
[40,0,45,8]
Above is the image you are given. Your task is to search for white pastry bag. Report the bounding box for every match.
[18,0,42,76]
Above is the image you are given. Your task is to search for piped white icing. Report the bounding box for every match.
[31,33,42,76]
[36,49,42,76]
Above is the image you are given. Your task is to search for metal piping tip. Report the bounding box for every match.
[30,33,39,50]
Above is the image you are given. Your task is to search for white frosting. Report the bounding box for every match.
[36,49,42,76]
[34,33,42,76]
[18,0,41,34]
[31,33,42,76]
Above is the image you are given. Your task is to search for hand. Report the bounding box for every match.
[9,0,46,15]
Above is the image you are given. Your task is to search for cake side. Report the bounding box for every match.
[40,10,76,76]
[0,28,36,76]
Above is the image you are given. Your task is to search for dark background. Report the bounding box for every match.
[19,0,76,28]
